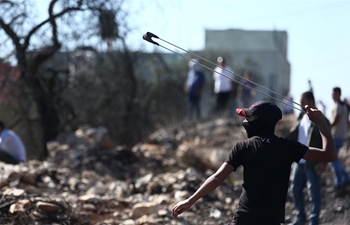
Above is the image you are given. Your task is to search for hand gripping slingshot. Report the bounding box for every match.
[143,31,304,112]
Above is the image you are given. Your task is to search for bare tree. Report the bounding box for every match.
[0,0,126,159]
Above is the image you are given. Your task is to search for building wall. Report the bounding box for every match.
[205,29,288,55]
[205,29,291,105]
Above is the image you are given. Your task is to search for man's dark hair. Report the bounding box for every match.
[0,121,4,129]
[333,87,341,95]
[301,91,315,104]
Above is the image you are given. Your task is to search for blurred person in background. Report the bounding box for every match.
[184,59,205,120]
[329,87,350,196]
[288,91,329,225]
[237,71,256,108]
[0,121,26,164]
[212,56,234,116]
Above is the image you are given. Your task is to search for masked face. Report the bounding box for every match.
[242,118,274,138]
[242,119,262,138]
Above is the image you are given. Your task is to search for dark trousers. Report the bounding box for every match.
[214,91,231,115]
[330,138,350,187]
[0,150,20,164]
[187,94,201,120]
[291,163,321,225]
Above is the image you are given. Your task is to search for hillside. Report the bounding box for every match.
[0,116,350,224]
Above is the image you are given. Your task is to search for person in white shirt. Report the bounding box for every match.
[212,56,234,116]
[0,121,26,164]
[288,91,328,225]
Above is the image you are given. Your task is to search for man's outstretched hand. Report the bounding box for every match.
[171,199,192,218]
[304,105,326,124]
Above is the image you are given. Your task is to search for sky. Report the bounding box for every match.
[122,0,350,118]
[33,0,350,118]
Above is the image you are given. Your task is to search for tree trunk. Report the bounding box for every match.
[29,77,60,159]
[120,48,137,145]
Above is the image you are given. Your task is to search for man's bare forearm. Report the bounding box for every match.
[188,174,224,205]
[316,120,336,161]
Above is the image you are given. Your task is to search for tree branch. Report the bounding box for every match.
[49,0,59,46]
[0,18,22,56]
[23,2,83,50]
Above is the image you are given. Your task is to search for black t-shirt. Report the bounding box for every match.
[225,135,308,224]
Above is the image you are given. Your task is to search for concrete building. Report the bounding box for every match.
[205,29,291,105]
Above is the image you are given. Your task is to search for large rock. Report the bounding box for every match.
[130,201,160,219]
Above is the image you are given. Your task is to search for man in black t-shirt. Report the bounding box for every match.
[172,100,336,225]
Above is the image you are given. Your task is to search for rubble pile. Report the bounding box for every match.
[0,118,350,224]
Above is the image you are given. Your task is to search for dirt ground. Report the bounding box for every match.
[1,116,350,225]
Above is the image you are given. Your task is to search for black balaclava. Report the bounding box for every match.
[242,118,276,138]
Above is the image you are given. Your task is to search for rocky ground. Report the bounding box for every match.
[0,116,350,225]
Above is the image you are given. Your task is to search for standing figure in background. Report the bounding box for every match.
[288,91,328,225]
[212,56,234,116]
[184,59,205,120]
[330,87,350,196]
[282,92,294,116]
[0,121,26,164]
[237,71,256,108]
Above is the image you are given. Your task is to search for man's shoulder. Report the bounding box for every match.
[2,129,18,138]
[334,101,343,108]
[225,66,233,71]
[237,136,259,144]
[237,136,282,146]
[2,129,12,135]
[213,66,221,72]
[233,138,254,151]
